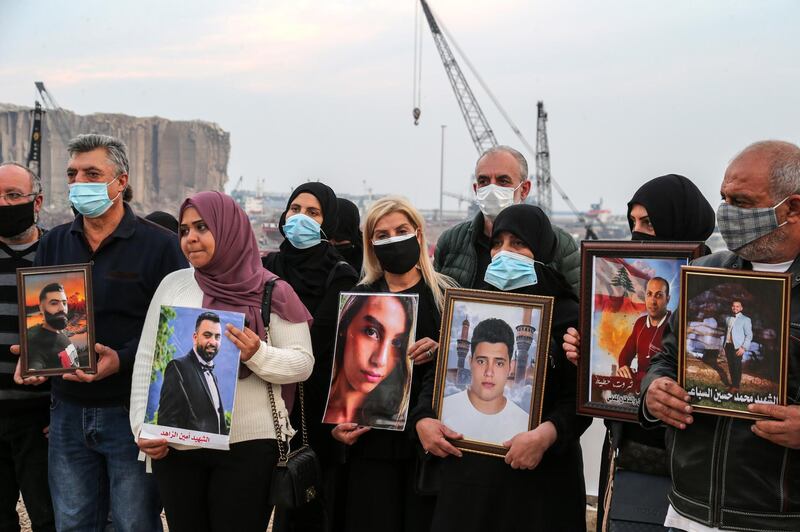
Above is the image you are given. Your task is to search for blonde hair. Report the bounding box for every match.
[361,196,457,310]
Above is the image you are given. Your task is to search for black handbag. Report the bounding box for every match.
[260,280,322,509]
[604,423,670,532]
[607,470,671,532]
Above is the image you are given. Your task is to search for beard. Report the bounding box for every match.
[196,344,218,362]
[736,225,787,262]
[44,310,68,331]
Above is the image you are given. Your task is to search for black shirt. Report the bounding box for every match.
[33,204,187,406]
[473,230,492,289]
[0,236,51,412]
[26,324,73,370]
[349,277,441,460]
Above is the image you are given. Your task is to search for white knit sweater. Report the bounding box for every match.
[129,268,314,448]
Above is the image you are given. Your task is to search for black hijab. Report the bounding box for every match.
[145,210,179,233]
[277,182,340,238]
[330,198,363,274]
[263,182,356,313]
[626,174,715,241]
[490,204,578,305]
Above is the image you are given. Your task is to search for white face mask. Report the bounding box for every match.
[475,183,522,219]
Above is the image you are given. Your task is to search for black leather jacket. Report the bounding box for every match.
[639,251,800,531]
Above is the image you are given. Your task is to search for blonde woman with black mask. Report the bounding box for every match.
[330,196,456,532]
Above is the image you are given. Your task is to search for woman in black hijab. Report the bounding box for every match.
[423,204,590,532]
[328,198,364,274]
[264,182,357,312]
[263,182,358,532]
[565,173,716,531]
[627,174,716,243]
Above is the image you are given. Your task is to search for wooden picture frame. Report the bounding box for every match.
[433,288,553,457]
[17,263,97,377]
[577,241,704,422]
[677,266,790,420]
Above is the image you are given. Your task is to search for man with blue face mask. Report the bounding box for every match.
[640,140,800,532]
[13,134,187,532]
[434,146,580,294]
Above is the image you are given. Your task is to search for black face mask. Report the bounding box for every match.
[44,310,68,331]
[0,201,36,238]
[631,231,659,241]
[373,235,420,274]
[334,243,355,257]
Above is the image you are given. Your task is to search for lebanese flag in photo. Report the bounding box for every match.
[58,343,79,368]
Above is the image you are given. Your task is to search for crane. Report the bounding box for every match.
[417,0,497,154]
[534,102,552,216]
[26,101,45,177]
[416,0,601,238]
[34,82,73,149]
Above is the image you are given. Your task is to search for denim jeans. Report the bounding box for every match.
[0,406,55,532]
[48,398,161,532]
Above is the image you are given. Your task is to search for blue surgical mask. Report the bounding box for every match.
[484,250,539,291]
[68,176,121,218]
[284,213,323,249]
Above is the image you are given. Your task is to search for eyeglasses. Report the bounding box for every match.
[0,192,38,202]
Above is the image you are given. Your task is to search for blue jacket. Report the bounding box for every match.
[725,313,753,351]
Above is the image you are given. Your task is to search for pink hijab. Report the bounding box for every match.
[180,192,311,403]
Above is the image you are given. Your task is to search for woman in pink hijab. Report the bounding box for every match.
[129,191,313,531]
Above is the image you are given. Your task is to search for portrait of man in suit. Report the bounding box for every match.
[157,311,229,435]
[723,300,753,393]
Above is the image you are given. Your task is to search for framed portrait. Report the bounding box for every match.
[17,263,96,378]
[322,292,420,430]
[140,306,245,449]
[677,267,790,419]
[577,241,704,421]
[432,288,553,457]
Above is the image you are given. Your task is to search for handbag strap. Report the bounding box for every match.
[261,279,309,464]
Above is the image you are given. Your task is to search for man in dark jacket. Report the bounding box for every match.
[434,146,580,293]
[639,140,800,531]
[158,311,228,435]
[16,134,187,532]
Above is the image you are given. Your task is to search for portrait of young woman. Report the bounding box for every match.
[323,292,417,430]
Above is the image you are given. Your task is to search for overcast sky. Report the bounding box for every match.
[2,0,798,214]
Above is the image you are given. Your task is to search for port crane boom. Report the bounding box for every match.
[416,1,600,236]
[418,0,497,154]
[34,82,72,148]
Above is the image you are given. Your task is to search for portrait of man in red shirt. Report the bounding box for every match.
[616,277,671,390]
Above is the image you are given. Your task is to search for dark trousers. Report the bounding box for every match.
[0,407,54,532]
[152,439,278,532]
[725,342,742,387]
[345,455,435,532]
